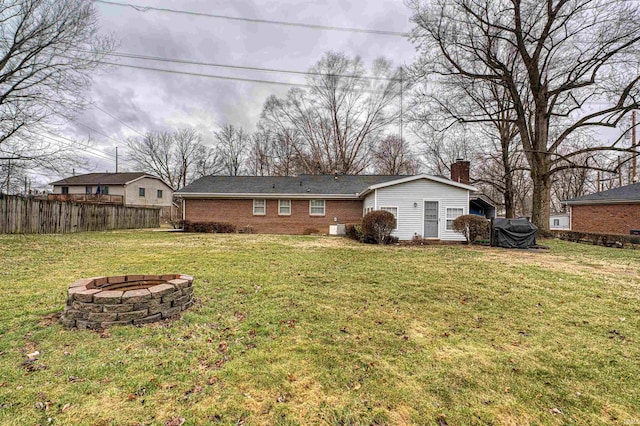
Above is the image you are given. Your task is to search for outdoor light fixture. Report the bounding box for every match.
[413,202,418,208]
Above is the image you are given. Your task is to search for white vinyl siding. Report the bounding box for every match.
[253,199,266,215]
[372,179,469,241]
[446,207,464,230]
[278,199,291,215]
[309,199,325,216]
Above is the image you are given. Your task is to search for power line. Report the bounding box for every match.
[92,104,147,137]
[93,0,409,37]
[36,132,115,162]
[95,60,402,93]
[74,122,123,146]
[79,49,402,82]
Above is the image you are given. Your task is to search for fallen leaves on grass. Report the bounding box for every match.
[164,418,185,426]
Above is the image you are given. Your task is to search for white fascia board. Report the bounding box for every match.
[175,192,360,200]
[359,174,477,197]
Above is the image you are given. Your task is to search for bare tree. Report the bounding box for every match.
[371,135,419,175]
[126,128,217,189]
[214,124,249,176]
[0,0,114,146]
[409,0,640,229]
[260,52,404,175]
[246,129,273,176]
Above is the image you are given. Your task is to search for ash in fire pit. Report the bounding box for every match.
[60,274,194,329]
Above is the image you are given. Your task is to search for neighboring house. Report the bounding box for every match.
[549,213,570,230]
[49,172,174,218]
[176,161,483,241]
[563,182,640,234]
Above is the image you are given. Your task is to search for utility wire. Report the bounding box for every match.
[79,49,403,82]
[93,0,409,37]
[96,60,401,93]
[75,122,123,146]
[92,104,147,138]
[36,132,115,161]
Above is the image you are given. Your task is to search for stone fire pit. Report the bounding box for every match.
[60,274,194,329]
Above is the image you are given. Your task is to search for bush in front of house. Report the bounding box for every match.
[452,214,489,244]
[182,221,237,233]
[361,210,397,245]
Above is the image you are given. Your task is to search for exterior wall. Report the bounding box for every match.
[124,177,173,208]
[374,179,469,241]
[570,204,640,235]
[53,185,124,196]
[184,198,363,234]
[550,214,570,230]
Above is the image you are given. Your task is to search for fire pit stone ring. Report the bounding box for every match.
[60,274,194,329]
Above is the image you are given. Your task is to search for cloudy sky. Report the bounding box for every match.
[53,0,416,181]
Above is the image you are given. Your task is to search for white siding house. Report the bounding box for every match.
[550,213,570,230]
[361,175,475,241]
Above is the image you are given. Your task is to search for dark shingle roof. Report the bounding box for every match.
[176,175,409,196]
[51,172,156,186]
[564,182,640,204]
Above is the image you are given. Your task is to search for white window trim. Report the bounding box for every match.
[379,206,399,230]
[445,207,464,231]
[278,199,291,216]
[309,199,325,216]
[363,206,374,216]
[253,199,266,216]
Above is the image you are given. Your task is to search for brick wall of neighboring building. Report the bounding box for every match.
[184,198,364,234]
[571,203,640,234]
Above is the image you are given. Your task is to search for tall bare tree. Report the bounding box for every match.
[214,124,249,176]
[126,128,218,189]
[260,52,405,175]
[0,0,114,146]
[409,0,640,229]
[371,135,419,175]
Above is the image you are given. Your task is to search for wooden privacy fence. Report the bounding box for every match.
[0,195,160,234]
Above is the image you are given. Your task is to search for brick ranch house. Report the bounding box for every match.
[50,172,175,219]
[176,161,489,241]
[563,182,640,235]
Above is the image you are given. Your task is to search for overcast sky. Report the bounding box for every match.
[52,0,416,181]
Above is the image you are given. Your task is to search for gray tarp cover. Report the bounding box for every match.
[493,218,538,248]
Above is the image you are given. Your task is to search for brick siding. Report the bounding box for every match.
[571,203,640,235]
[184,198,364,234]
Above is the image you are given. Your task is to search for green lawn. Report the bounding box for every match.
[0,231,638,425]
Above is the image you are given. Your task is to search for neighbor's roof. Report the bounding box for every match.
[563,182,640,205]
[176,174,476,199]
[50,172,170,187]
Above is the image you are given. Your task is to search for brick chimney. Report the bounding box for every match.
[450,159,470,184]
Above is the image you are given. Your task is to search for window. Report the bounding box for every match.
[253,199,266,215]
[380,206,398,229]
[278,199,291,215]
[61,186,69,195]
[139,187,146,197]
[446,208,464,230]
[364,206,374,216]
[309,199,325,216]
[157,189,163,199]
[85,186,92,194]
[99,185,109,195]
[553,219,560,227]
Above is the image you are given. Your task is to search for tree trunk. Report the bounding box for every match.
[530,158,551,231]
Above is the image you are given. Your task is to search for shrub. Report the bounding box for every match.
[182,221,237,233]
[345,224,361,241]
[361,210,397,245]
[452,215,489,244]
